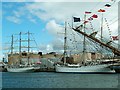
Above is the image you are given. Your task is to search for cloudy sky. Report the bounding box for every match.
[1,0,119,59]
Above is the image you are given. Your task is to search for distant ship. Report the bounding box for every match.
[7,65,34,72]
[7,32,35,72]
[55,18,119,73]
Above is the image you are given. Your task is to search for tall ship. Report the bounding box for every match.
[55,13,120,73]
[7,32,36,72]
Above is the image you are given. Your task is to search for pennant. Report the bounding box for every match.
[112,36,119,40]
[84,20,88,24]
[85,11,92,14]
[92,14,98,18]
[88,17,93,21]
[73,17,80,22]
[36,61,41,64]
[105,4,111,7]
[98,9,105,12]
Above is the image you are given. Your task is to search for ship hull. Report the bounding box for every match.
[110,65,120,73]
[55,64,115,73]
[7,67,34,72]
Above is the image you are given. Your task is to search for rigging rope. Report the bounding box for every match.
[104,17,112,40]
[89,21,95,32]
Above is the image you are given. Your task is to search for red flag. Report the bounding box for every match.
[85,11,92,14]
[36,61,41,64]
[112,36,119,40]
[84,21,88,24]
[92,14,98,18]
[98,9,105,12]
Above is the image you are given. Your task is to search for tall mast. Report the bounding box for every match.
[19,32,22,64]
[101,13,103,41]
[100,13,103,59]
[11,35,14,55]
[119,18,120,50]
[64,21,67,64]
[28,31,30,65]
[82,14,86,64]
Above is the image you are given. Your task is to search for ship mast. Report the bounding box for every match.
[28,31,30,65]
[18,32,35,65]
[82,14,86,64]
[11,35,14,55]
[19,32,22,64]
[101,13,103,42]
[63,21,67,64]
[100,13,103,59]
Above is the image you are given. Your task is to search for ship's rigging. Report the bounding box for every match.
[72,27,120,56]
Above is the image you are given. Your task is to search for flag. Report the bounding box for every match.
[73,17,80,22]
[105,4,111,7]
[98,9,105,12]
[112,36,119,40]
[92,14,98,18]
[36,61,41,64]
[84,20,88,24]
[88,17,93,21]
[85,11,92,14]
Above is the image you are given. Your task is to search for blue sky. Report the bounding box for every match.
[2,2,55,54]
[2,2,54,43]
[1,0,119,59]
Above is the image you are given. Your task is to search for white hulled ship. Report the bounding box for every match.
[7,65,34,72]
[55,17,119,73]
[7,32,35,72]
[55,64,115,73]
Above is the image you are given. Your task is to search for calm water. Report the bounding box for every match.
[1,72,120,88]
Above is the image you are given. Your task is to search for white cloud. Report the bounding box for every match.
[44,19,85,54]
[25,2,118,33]
[27,15,37,23]
[2,46,10,50]
[39,43,54,53]
[4,2,118,28]
[46,44,53,51]
[13,10,24,18]
[46,20,64,37]
[6,16,21,24]
[25,2,98,22]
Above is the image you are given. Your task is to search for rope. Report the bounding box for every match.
[104,18,112,40]
[30,34,40,51]
[89,21,95,32]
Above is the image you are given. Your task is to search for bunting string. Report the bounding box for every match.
[89,21,95,32]
[104,18,112,40]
